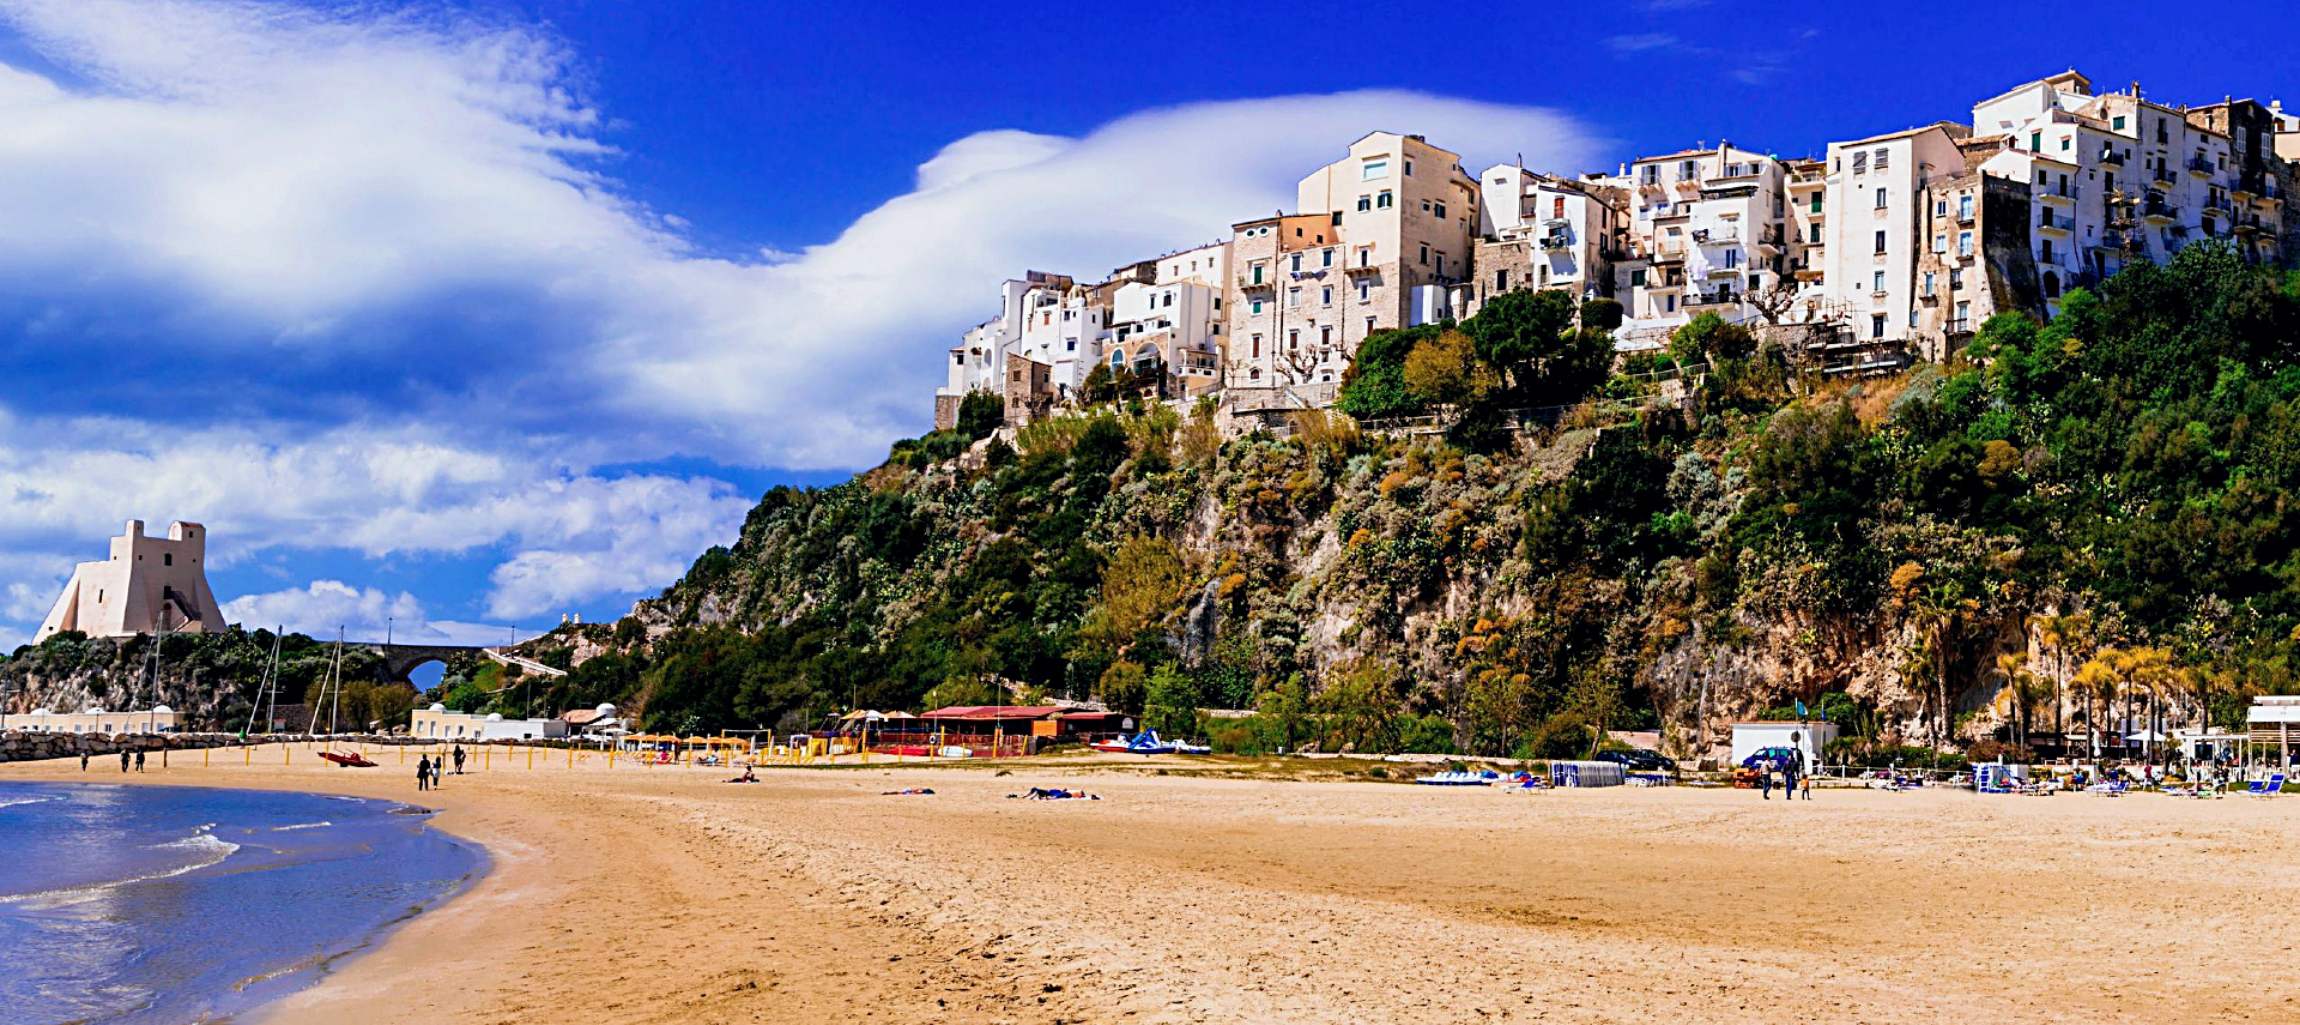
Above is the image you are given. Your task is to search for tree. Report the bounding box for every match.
[1400,329,1494,408]
[1990,652,2046,753]
[1143,662,1201,738]
[2031,611,2093,742]
[956,389,1006,439]
[1669,312,1757,365]
[1076,536,1189,662]
[1466,288,1578,397]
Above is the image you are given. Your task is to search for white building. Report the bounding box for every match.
[1462,166,1627,316]
[1817,123,1976,357]
[936,271,1085,429]
[2,706,181,734]
[1731,721,1839,773]
[1613,144,1790,349]
[410,704,570,742]
[37,520,226,642]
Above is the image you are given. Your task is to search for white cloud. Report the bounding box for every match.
[0,0,1603,636]
[1607,33,1680,53]
[221,579,517,647]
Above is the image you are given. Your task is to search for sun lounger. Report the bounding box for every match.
[1415,771,1496,786]
[2244,774,2286,797]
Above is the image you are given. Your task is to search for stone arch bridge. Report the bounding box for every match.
[357,644,569,684]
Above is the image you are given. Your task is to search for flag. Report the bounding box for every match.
[1795,699,1807,719]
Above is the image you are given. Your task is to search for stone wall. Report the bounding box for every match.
[0,730,255,764]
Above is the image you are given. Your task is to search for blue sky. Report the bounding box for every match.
[0,0,2290,650]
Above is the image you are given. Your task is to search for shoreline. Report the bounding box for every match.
[8,746,2300,1023]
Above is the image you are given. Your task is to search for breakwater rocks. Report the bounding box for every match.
[0,731,255,764]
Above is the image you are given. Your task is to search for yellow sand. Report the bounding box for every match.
[6,745,2295,1024]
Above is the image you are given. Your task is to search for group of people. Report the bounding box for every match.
[415,745,467,791]
[77,749,147,773]
[1759,757,1812,801]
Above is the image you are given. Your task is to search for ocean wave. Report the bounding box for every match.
[0,794,59,811]
[270,821,333,832]
[0,826,241,908]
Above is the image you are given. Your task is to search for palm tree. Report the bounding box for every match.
[1910,582,1978,752]
[2072,653,2122,759]
[1991,652,2048,754]
[2031,611,2093,747]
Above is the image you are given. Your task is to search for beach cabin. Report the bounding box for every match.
[1730,721,1839,772]
[0,706,181,734]
[2247,697,2300,767]
[917,706,1126,739]
[409,704,569,742]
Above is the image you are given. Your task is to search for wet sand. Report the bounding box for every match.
[6,747,2297,1024]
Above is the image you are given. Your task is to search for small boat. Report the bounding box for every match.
[1414,770,1496,786]
[1091,731,1185,755]
[318,751,377,768]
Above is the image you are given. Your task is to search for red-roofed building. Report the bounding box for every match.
[918,706,1127,737]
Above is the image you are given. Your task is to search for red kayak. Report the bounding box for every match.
[318,750,378,768]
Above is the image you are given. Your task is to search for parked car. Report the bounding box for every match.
[1595,749,1678,774]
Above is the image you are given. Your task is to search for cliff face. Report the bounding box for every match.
[621,400,1988,761]
[1,630,401,732]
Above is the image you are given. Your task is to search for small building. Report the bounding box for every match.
[1,706,181,734]
[37,520,226,641]
[2247,696,2300,766]
[410,704,569,742]
[558,703,629,737]
[1730,721,1840,772]
[918,705,1127,738]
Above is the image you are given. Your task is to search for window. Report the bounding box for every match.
[1357,195,1372,212]
[1376,191,1393,209]
[1554,197,1567,218]
[1418,244,1429,265]
[1808,223,1821,243]
[1630,268,1647,287]
[1435,253,1445,276]
[1851,151,1868,174]
[1922,272,1935,296]
[1874,148,1890,170]
[1364,316,1375,334]
[1950,268,1963,290]
[1641,165,1659,184]
[2041,239,2055,262]
[1958,231,1973,257]
[1956,300,1971,323]
[1322,248,1334,267]
[1872,270,1886,293]
[2060,136,2071,151]
[1357,281,1370,302]
[1811,194,1823,214]
[1495,269,1509,290]
[1723,249,1739,269]
[1288,329,1299,350]
[1251,263,1264,285]
[1320,326,1332,347]
[1403,159,1414,177]
[1331,211,1343,226]
[2031,131,2043,152]
[1320,286,1332,306]
[1434,201,1447,219]
[1287,287,1301,307]
[1250,334,1261,358]
[1163,292,1174,308]
[1872,314,1887,338]
[1361,159,1388,181]
[1679,159,1698,180]
[1874,230,1887,254]
[1958,195,1973,219]
[1250,299,1263,315]
[1290,254,1302,273]
[163,553,172,566]
[1933,234,1947,253]
[1874,187,1888,209]
[2113,115,2127,131]
[1665,294,1677,313]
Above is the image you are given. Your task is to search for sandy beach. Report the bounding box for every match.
[7,748,2299,1024]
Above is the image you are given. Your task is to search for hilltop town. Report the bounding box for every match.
[936,69,2300,427]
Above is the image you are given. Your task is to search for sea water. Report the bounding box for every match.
[0,780,485,1024]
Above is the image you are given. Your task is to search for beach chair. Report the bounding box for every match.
[2244,774,2286,797]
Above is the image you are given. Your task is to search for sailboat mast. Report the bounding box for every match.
[244,627,282,736]
[326,627,344,737]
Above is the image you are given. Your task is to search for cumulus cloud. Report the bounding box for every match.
[222,579,515,646]
[0,0,1602,637]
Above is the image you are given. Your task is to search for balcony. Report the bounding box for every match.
[1945,318,1974,336]
[1342,262,1382,277]
[1685,290,1742,308]
[1237,273,1275,292]
[1691,228,1742,246]
[2099,146,2126,166]
[2152,169,2177,186]
[1539,234,1572,251]
[2038,210,2072,234]
[2189,157,2216,177]
[1703,263,1746,279]
[2143,203,2179,223]
[2039,184,2079,203]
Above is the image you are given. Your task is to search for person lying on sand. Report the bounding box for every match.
[724,767,758,783]
[1013,787,1099,801]
[881,788,935,796]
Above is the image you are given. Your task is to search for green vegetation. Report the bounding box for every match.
[534,248,2300,763]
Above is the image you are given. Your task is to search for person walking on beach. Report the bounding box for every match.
[134,749,145,773]
[417,755,432,791]
[120,749,131,773]
[1760,761,1774,799]
[452,744,465,775]
[79,751,89,772]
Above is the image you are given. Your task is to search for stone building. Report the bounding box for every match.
[1611,143,1791,350]
[1461,167,1627,318]
[37,520,226,641]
